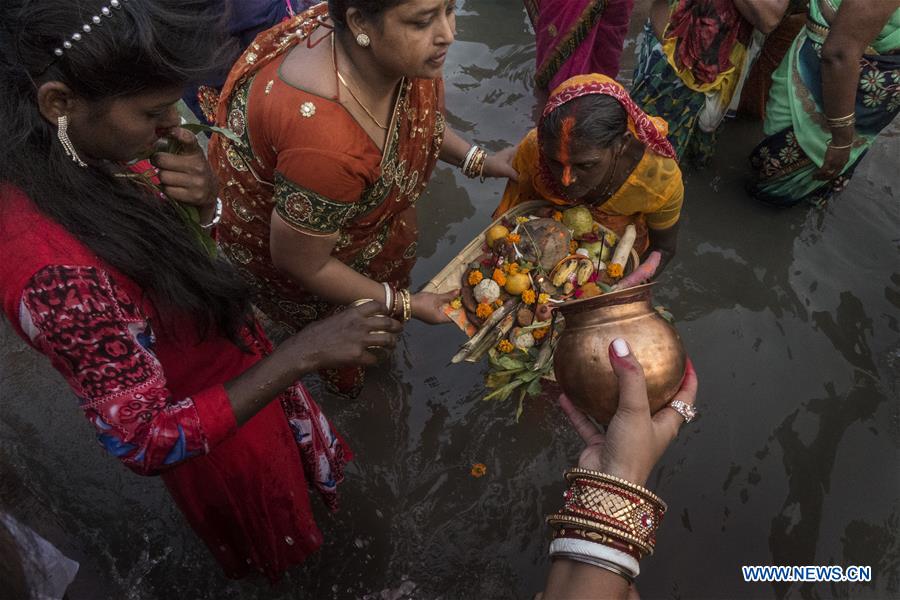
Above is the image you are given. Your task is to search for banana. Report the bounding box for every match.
[552,260,578,287]
[575,260,594,285]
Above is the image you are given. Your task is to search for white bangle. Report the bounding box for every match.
[549,538,640,579]
[461,144,479,172]
[200,197,223,230]
[382,282,393,313]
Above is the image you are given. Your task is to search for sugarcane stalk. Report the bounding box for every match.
[451,299,519,363]
[465,313,516,363]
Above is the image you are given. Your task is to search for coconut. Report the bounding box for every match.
[562,206,593,238]
[517,218,572,271]
[473,278,501,304]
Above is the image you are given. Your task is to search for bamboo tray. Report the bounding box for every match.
[424,201,640,337]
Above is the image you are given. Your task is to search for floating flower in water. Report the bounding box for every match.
[470,463,487,478]
[468,270,484,285]
[538,292,550,305]
[606,263,624,278]
[506,233,521,244]
[552,211,563,222]
[521,289,536,305]
[497,339,514,353]
[505,262,520,275]
[492,268,507,286]
[533,327,550,340]
[476,302,494,319]
[449,297,462,310]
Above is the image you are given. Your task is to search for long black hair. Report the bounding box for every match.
[0,0,252,344]
[328,0,408,28]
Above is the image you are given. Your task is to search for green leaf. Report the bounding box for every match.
[180,122,244,145]
[497,356,526,371]
[485,369,518,389]
[526,378,543,397]
[483,380,523,402]
[171,201,217,257]
[515,389,526,422]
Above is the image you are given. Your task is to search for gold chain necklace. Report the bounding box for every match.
[331,33,388,130]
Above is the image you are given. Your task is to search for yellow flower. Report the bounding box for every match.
[515,216,529,224]
[538,292,550,305]
[494,298,503,307]
[449,297,462,310]
[504,262,520,275]
[492,268,507,286]
[476,302,494,319]
[532,327,549,341]
[468,270,484,286]
[497,339,514,353]
[607,263,624,278]
[506,233,521,244]
[521,289,536,305]
[552,211,563,222]
[470,463,487,478]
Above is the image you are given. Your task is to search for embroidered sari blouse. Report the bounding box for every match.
[209,7,445,333]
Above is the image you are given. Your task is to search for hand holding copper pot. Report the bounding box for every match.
[559,339,699,486]
[553,283,687,425]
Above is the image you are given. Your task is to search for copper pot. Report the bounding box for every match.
[553,283,686,425]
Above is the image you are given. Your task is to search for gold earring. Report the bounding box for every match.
[356,32,371,47]
[57,115,87,168]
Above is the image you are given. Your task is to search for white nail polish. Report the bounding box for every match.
[612,338,629,357]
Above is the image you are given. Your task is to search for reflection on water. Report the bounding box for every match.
[1,1,898,598]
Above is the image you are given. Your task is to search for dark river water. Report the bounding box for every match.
[1,1,898,599]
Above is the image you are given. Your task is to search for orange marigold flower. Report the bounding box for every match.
[606,263,624,278]
[494,299,503,307]
[468,270,484,286]
[449,297,462,310]
[506,233,521,244]
[538,292,550,305]
[521,289,536,305]
[532,327,550,340]
[552,211,563,222]
[504,262,520,275]
[492,268,507,286]
[470,463,487,478]
[497,339,514,353]
[476,302,494,319]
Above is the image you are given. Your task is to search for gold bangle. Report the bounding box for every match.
[399,288,412,322]
[826,113,856,128]
[547,513,654,557]
[564,468,667,509]
[827,140,854,150]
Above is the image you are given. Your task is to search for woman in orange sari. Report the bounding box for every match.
[209,1,515,395]
[497,74,684,268]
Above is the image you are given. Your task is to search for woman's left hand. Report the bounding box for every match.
[813,143,852,181]
[151,127,218,210]
[482,147,519,182]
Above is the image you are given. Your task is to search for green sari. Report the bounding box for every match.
[750,0,900,207]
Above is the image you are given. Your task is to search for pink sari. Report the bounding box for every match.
[526,0,636,91]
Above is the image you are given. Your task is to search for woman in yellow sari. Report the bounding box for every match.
[497,74,683,267]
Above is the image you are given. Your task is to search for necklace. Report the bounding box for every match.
[331,33,388,130]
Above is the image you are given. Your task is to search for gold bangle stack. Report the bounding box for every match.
[546,468,667,559]
[461,145,487,180]
[392,288,412,322]
[826,112,856,129]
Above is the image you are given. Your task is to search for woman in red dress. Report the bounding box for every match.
[0,0,400,582]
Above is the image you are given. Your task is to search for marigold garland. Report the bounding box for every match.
[606,263,624,278]
[476,302,494,319]
[497,339,514,353]
[521,289,536,305]
[468,270,484,285]
[492,268,507,286]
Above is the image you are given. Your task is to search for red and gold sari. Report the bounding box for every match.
[209,5,445,394]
